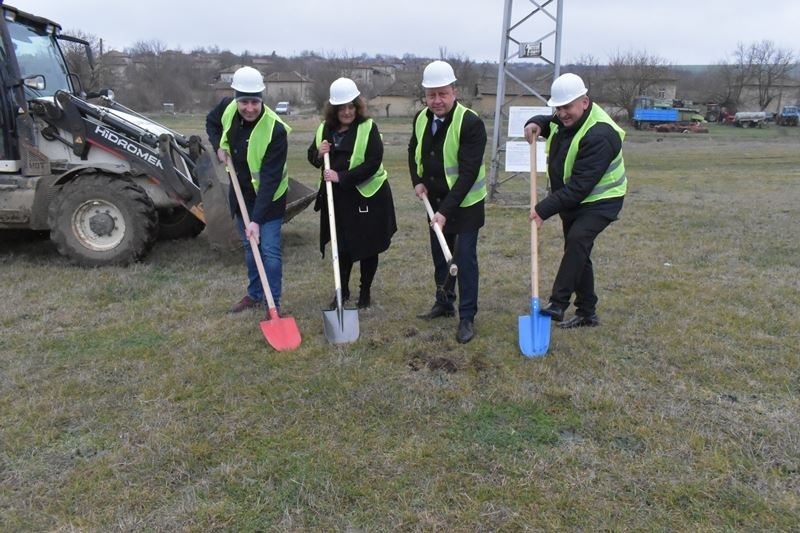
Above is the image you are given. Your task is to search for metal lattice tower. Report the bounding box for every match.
[488,0,563,200]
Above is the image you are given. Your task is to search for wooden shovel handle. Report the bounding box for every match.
[530,142,540,300]
[421,192,454,264]
[323,153,345,300]
[226,156,279,314]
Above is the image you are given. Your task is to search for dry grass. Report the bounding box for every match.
[1,119,798,531]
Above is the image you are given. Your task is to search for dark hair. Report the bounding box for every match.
[234,90,263,101]
[323,95,370,130]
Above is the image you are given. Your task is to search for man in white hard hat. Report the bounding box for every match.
[523,72,627,328]
[409,60,488,344]
[206,66,292,314]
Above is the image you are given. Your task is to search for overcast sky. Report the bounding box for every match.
[13,0,800,65]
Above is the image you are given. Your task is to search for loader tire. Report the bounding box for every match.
[48,174,158,266]
[157,206,205,240]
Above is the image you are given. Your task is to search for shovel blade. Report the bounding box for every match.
[259,314,302,351]
[518,297,551,357]
[322,307,360,344]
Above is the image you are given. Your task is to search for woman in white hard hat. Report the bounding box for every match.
[523,72,628,329]
[308,77,397,309]
[205,66,291,314]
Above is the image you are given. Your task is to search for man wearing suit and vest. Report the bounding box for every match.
[409,60,488,344]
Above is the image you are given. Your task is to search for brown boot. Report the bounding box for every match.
[229,295,259,313]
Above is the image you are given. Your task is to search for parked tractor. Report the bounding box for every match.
[0,3,314,266]
[704,102,721,123]
[776,105,799,126]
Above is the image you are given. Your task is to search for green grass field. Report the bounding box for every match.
[1,119,799,531]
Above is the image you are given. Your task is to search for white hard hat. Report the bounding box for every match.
[421,60,457,88]
[547,73,588,107]
[329,77,360,105]
[231,66,265,92]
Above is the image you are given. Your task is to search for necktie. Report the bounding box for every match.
[432,118,443,135]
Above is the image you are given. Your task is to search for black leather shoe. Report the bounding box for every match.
[456,319,474,344]
[416,302,455,319]
[540,302,565,322]
[557,314,600,329]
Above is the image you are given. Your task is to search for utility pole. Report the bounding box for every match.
[489,0,563,200]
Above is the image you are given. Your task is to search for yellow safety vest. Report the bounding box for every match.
[546,103,627,203]
[220,100,290,200]
[413,102,487,207]
[314,119,388,197]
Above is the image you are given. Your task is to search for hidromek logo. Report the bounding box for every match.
[94,124,163,169]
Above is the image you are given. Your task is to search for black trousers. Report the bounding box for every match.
[550,212,614,316]
[339,254,379,298]
[430,229,479,322]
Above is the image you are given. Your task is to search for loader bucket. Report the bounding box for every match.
[284,178,316,224]
[193,152,239,252]
[192,153,316,252]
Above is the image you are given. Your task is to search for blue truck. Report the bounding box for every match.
[632,96,705,130]
[632,107,680,129]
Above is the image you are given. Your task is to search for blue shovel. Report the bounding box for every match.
[518,141,551,357]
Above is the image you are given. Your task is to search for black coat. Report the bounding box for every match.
[408,102,486,233]
[526,102,624,222]
[307,119,397,260]
[205,97,288,223]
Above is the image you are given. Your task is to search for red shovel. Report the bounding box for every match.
[226,158,301,351]
[518,141,551,357]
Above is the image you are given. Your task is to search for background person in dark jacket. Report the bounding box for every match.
[308,78,397,309]
[206,66,291,314]
[408,60,487,344]
[524,73,627,329]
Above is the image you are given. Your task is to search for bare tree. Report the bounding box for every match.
[726,40,795,110]
[302,52,360,111]
[603,50,672,120]
[127,40,168,58]
[696,63,739,112]
[58,29,103,93]
[445,53,480,104]
[569,54,602,98]
[118,40,170,109]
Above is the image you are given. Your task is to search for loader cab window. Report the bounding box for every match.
[7,18,71,99]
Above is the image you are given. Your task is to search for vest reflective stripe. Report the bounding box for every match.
[314,119,388,198]
[220,100,291,201]
[413,102,487,207]
[546,103,627,204]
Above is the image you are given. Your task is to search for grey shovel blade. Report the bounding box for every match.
[323,307,360,344]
